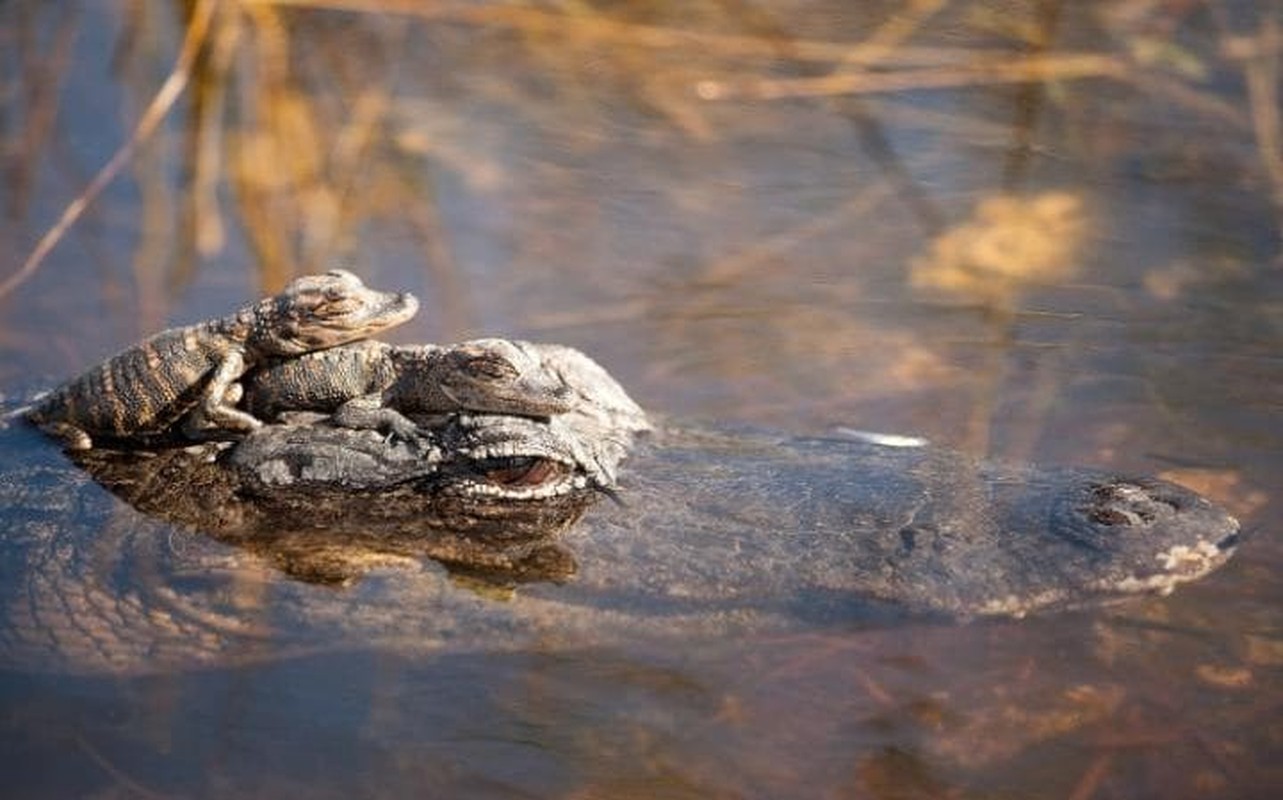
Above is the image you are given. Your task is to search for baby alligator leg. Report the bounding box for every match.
[330,394,421,442]
[181,349,263,439]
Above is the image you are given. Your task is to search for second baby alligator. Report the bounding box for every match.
[242,338,575,440]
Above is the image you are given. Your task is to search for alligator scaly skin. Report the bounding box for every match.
[0,343,1243,679]
[23,270,418,449]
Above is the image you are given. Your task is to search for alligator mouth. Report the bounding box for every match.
[452,453,594,501]
[480,455,570,489]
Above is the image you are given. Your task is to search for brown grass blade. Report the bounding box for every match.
[702,53,1127,100]
[0,0,218,301]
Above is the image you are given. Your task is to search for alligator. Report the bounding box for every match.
[241,338,575,441]
[20,269,419,450]
[0,342,1241,676]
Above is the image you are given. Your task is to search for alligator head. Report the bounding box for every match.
[428,338,575,418]
[66,410,611,586]
[243,269,420,356]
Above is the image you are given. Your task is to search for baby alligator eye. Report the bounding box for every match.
[462,353,519,382]
[315,296,361,316]
[483,457,564,487]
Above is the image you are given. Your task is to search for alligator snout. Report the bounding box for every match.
[1081,480,1181,527]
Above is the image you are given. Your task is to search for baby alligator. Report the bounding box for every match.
[243,339,574,440]
[24,270,418,449]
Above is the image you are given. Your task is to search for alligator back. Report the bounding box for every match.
[243,340,398,419]
[0,409,1241,677]
[25,325,228,442]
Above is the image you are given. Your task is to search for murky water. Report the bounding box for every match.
[1,1,1281,797]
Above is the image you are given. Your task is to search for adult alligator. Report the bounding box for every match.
[20,269,418,449]
[0,343,1240,676]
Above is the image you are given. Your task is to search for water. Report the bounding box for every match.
[1,1,1280,797]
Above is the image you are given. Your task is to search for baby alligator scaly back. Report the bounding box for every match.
[25,270,418,449]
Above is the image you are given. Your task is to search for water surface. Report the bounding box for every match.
[1,2,1280,797]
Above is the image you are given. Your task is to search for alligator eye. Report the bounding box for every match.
[484,457,562,487]
[1080,481,1179,527]
[463,354,519,382]
[324,269,360,285]
[315,297,361,317]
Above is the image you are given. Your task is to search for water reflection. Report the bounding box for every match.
[0,1,1280,798]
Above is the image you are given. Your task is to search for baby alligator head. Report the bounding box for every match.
[431,339,575,418]
[243,269,420,356]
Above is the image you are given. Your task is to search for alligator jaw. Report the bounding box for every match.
[441,413,606,501]
[450,453,591,501]
[1097,523,1241,598]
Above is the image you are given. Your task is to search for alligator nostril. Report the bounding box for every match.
[1216,532,1240,551]
[1080,481,1180,527]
